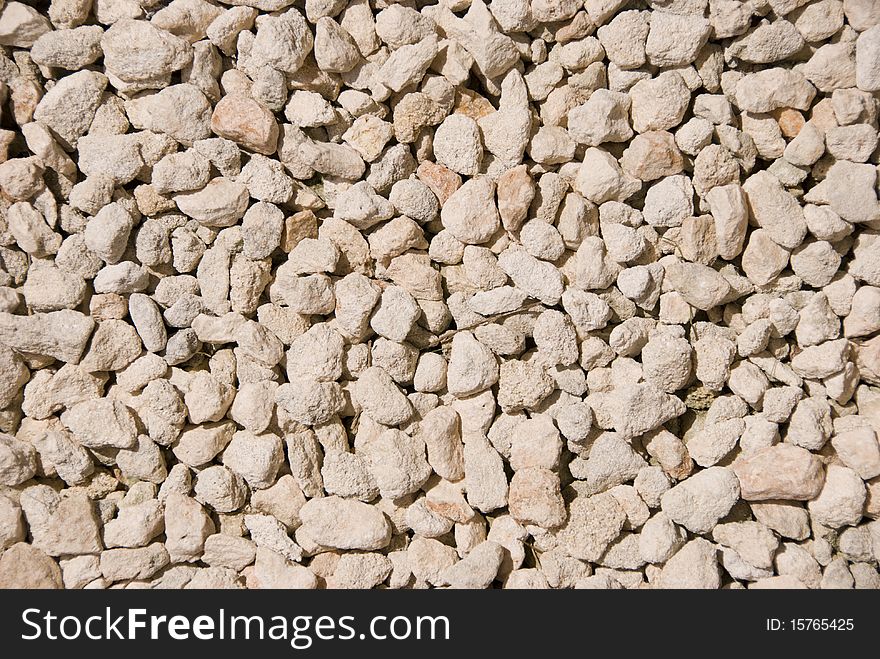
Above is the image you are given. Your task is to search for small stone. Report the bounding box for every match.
[298,496,391,551]
[211,94,278,155]
[733,444,826,501]
[658,538,720,589]
[660,466,741,533]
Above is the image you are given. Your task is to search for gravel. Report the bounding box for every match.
[0,0,878,590]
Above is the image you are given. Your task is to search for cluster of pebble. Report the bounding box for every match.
[0,0,879,589]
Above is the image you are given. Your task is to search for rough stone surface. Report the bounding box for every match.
[0,0,877,591]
